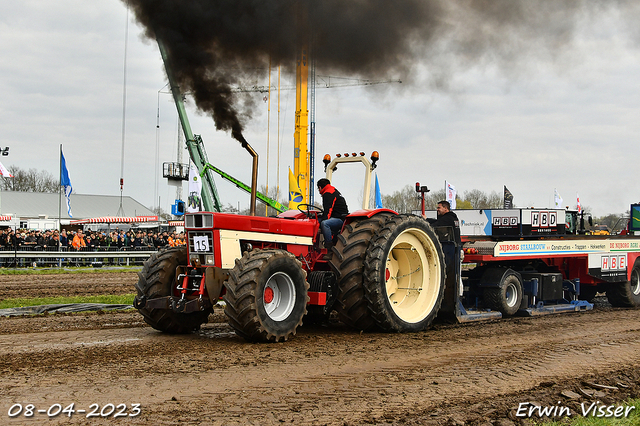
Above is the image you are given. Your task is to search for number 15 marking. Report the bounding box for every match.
[193,236,210,252]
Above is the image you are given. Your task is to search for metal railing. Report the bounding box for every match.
[0,245,165,267]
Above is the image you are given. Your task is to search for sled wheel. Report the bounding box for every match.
[223,249,309,342]
[484,269,523,316]
[607,259,640,307]
[134,246,211,333]
[579,285,599,302]
[329,212,394,331]
[363,215,446,332]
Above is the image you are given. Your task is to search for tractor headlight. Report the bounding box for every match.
[205,255,214,265]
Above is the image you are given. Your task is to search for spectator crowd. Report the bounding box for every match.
[0,228,187,251]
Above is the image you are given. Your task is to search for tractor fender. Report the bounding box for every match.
[345,209,398,223]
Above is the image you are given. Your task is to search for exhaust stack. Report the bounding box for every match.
[232,131,258,216]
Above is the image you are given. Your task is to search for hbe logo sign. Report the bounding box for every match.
[601,255,626,271]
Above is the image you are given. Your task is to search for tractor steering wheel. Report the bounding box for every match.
[297,203,323,219]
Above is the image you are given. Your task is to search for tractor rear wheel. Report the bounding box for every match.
[363,215,446,332]
[329,212,394,331]
[223,249,309,342]
[607,259,640,307]
[134,246,211,333]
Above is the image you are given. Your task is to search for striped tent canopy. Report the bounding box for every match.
[0,216,13,221]
[70,216,159,224]
[168,220,184,226]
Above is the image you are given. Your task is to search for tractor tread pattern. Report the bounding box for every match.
[329,212,394,331]
[135,246,211,333]
[223,249,308,342]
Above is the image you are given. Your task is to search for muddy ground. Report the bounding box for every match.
[1,271,640,425]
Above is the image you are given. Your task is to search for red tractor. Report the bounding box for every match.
[134,152,446,342]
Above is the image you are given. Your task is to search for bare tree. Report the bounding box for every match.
[382,185,422,213]
[237,185,290,216]
[379,187,505,213]
[462,189,503,209]
[424,189,446,210]
[0,165,59,193]
[149,206,172,221]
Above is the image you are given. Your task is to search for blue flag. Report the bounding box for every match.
[60,147,73,218]
[375,174,383,209]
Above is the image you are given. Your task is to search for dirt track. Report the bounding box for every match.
[0,270,138,300]
[1,271,640,425]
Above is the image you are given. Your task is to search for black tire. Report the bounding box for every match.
[579,285,599,302]
[135,246,211,333]
[483,269,523,316]
[329,212,394,331]
[363,215,446,332]
[223,249,309,342]
[607,259,640,307]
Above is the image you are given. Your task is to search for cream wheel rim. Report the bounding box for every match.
[384,228,441,323]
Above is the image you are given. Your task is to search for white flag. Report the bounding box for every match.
[0,160,13,178]
[446,181,457,210]
[187,163,203,213]
[554,188,563,208]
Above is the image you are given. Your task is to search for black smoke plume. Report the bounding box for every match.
[124,0,639,142]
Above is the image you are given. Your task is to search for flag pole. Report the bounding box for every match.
[58,145,63,256]
[58,144,62,232]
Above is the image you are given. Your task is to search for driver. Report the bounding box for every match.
[316,178,349,250]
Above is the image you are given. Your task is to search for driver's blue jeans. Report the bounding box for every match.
[320,218,344,248]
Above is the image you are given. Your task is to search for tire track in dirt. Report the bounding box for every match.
[0,271,138,299]
[2,308,640,425]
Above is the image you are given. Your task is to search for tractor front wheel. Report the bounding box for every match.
[223,249,309,342]
[134,246,211,333]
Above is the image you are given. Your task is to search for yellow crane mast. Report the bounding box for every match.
[294,46,310,204]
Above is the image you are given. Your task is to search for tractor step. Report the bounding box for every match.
[517,300,593,317]
[455,300,503,323]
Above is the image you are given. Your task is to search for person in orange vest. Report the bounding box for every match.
[72,230,86,250]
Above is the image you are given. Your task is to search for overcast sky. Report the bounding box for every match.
[1,1,639,218]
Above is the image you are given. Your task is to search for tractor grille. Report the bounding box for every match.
[185,213,213,229]
[188,231,214,254]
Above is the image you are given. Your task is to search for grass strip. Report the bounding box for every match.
[535,398,640,425]
[0,294,136,309]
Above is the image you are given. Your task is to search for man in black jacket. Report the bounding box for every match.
[426,200,461,246]
[316,178,349,249]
